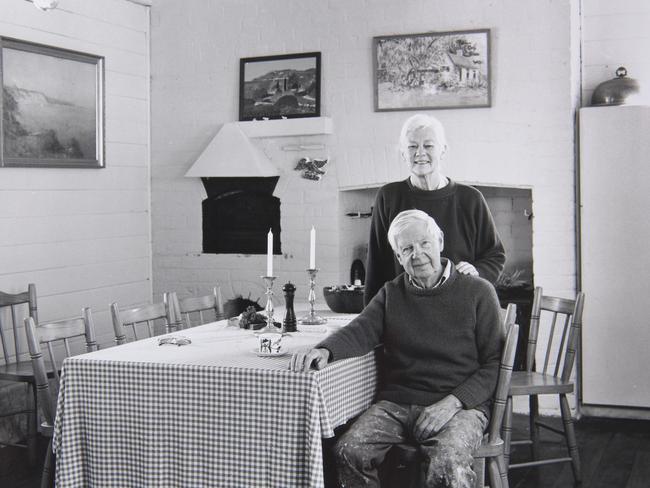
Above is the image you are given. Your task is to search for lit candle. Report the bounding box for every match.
[267,229,273,276]
[309,226,316,269]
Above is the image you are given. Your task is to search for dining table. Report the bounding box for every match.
[52,312,378,487]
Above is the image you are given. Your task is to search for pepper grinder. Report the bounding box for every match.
[282,282,297,333]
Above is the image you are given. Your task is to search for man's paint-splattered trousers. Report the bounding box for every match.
[334,400,488,488]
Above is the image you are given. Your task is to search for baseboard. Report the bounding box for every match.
[580,404,650,420]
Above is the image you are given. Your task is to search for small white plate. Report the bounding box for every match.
[252,348,288,358]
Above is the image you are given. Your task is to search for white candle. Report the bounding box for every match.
[309,226,316,269]
[267,229,273,276]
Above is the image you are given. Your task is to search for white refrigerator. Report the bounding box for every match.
[579,105,650,409]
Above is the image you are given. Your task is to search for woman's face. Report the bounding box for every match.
[403,126,446,178]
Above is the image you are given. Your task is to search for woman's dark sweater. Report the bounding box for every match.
[364,179,505,305]
[318,262,503,414]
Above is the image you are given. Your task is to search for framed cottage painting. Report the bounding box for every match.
[373,29,491,111]
[0,37,105,168]
[239,51,321,121]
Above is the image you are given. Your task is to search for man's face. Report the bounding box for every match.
[403,126,446,178]
[395,221,443,284]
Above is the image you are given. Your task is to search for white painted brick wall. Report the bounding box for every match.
[151,0,580,300]
[0,1,151,351]
[582,0,650,105]
[150,0,584,414]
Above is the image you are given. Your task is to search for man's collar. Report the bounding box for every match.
[408,259,451,289]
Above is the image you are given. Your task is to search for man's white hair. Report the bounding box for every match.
[387,209,444,253]
[399,114,447,160]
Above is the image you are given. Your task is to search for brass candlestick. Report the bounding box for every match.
[300,268,327,325]
[257,276,280,334]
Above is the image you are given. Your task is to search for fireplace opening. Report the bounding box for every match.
[475,185,534,370]
[201,176,281,255]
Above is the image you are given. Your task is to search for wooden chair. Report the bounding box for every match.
[473,310,518,488]
[24,309,98,488]
[168,286,226,329]
[384,304,519,488]
[111,295,181,345]
[502,287,585,484]
[0,284,40,465]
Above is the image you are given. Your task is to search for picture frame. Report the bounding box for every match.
[239,52,321,121]
[373,29,491,111]
[0,37,104,168]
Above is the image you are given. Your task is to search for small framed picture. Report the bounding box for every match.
[239,51,321,121]
[373,29,491,111]
[0,37,105,168]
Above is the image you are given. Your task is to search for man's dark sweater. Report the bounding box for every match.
[364,179,505,304]
[318,262,503,415]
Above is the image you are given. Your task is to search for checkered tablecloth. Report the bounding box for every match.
[52,319,377,487]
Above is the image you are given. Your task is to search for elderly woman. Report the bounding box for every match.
[364,114,505,305]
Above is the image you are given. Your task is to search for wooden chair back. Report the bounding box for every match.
[30,308,98,392]
[487,305,519,443]
[525,287,585,382]
[24,316,56,426]
[23,308,98,419]
[472,307,518,488]
[0,284,38,365]
[170,286,226,329]
[111,296,181,345]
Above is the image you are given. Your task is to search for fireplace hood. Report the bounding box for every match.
[185,123,278,178]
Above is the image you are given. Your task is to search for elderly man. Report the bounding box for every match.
[290,209,503,488]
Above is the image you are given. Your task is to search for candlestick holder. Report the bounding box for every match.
[300,268,327,325]
[257,276,281,334]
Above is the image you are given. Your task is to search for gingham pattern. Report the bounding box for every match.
[53,321,377,488]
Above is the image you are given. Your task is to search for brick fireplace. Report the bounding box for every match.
[338,184,533,285]
[339,183,534,368]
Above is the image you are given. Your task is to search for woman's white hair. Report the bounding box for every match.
[398,114,447,160]
[387,209,444,253]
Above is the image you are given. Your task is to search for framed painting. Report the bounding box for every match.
[0,37,104,168]
[239,52,321,121]
[373,29,491,111]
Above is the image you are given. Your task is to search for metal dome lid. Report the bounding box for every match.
[591,67,641,106]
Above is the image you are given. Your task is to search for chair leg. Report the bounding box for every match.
[529,394,539,460]
[487,457,502,488]
[27,382,38,467]
[496,454,509,488]
[41,439,54,488]
[503,397,513,466]
[559,394,581,483]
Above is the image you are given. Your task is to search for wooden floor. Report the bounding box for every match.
[1,414,649,487]
[0,435,49,488]
[507,414,650,488]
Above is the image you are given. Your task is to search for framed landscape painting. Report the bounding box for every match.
[0,37,104,168]
[239,52,321,121]
[373,29,491,111]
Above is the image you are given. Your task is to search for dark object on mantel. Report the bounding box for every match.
[323,286,365,314]
[350,259,365,285]
[591,67,641,106]
[496,284,534,371]
[202,176,281,254]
